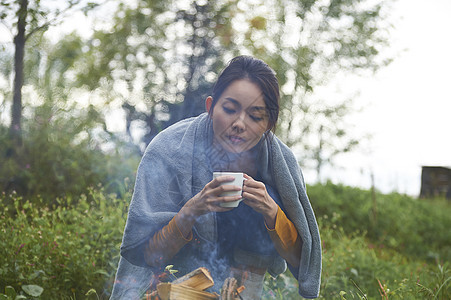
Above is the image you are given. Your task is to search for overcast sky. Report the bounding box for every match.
[308,0,451,196]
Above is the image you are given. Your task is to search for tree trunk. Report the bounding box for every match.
[10,0,28,143]
[315,125,325,182]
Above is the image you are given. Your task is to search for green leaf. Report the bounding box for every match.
[94,269,108,276]
[22,285,44,297]
[28,270,45,280]
[85,288,97,296]
[5,286,16,299]
[165,265,173,271]
[339,290,347,300]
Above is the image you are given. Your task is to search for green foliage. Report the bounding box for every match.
[1,183,449,299]
[262,272,298,299]
[1,0,106,143]
[0,108,140,201]
[416,262,451,300]
[65,0,394,163]
[318,217,421,299]
[72,0,238,147]
[0,188,130,299]
[1,24,141,202]
[262,184,451,299]
[233,0,394,174]
[308,182,451,261]
[1,0,397,183]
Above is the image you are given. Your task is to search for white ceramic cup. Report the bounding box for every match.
[213,172,244,207]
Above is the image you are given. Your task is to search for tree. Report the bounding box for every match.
[3,0,394,178]
[229,0,393,176]
[0,1,137,199]
[73,0,239,150]
[10,0,27,141]
[0,0,102,142]
[0,31,139,199]
[292,97,362,181]
[72,0,394,174]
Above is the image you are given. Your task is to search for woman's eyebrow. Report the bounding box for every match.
[224,97,266,111]
[224,97,240,106]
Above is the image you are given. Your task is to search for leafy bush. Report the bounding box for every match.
[263,212,450,299]
[319,215,419,299]
[262,183,451,299]
[1,183,449,299]
[0,188,129,299]
[0,105,140,202]
[308,182,451,262]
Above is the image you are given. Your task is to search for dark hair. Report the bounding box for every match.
[209,55,280,132]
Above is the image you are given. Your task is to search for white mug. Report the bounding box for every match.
[213,172,244,207]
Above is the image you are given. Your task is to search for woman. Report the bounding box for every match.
[111,56,321,299]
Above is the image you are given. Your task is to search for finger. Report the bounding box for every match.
[243,184,266,193]
[244,188,272,203]
[222,193,243,200]
[213,195,242,205]
[242,191,261,202]
[243,179,265,190]
[243,191,265,202]
[243,173,253,180]
[210,175,236,187]
[212,184,242,196]
[206,176,236,190]
[207,194,241,205]
[209,196,241,211]
[220,194,243,203]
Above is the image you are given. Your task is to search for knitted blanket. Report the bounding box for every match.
[110,113,321,299]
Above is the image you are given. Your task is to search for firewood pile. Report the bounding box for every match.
[146,267,245,300]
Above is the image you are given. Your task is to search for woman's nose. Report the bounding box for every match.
[231,113,246,132]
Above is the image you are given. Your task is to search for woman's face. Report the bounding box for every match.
[207,79,269,153]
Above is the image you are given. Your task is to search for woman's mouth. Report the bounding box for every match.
[228,135,246,144]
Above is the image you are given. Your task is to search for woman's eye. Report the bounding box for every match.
[250,115,263,122]
[223,106,235,114]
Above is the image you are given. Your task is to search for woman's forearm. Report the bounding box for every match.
[266,206,302,268]
[144,206,197,267]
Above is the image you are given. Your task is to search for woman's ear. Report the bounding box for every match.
[205,96,213,114]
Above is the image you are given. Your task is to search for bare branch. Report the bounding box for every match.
[25,0,109,41]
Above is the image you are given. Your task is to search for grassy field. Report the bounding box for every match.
[263,183,451,299]
[1,183,450,299]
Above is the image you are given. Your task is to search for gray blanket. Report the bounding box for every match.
[110,113,321,299]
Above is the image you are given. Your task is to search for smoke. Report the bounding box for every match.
[141,109,279,294]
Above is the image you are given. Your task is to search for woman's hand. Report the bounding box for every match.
[242,174,278,228]
[184,175,243,218]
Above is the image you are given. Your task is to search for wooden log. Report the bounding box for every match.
[171,267,215,290]
[156,283,219,300]
[236,285,245,295]
[221,277,238,300]
[145,290,159,300]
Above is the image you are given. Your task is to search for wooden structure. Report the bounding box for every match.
[146,267,245,300]
[420,166,451,199]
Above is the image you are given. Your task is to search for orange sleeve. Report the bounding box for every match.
[144,216,193,267]
[266,206,302,268]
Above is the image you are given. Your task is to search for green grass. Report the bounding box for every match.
[262,182,451,299]
[1,183,450,299]
[308,182,451,262]
[0,188,129,299]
